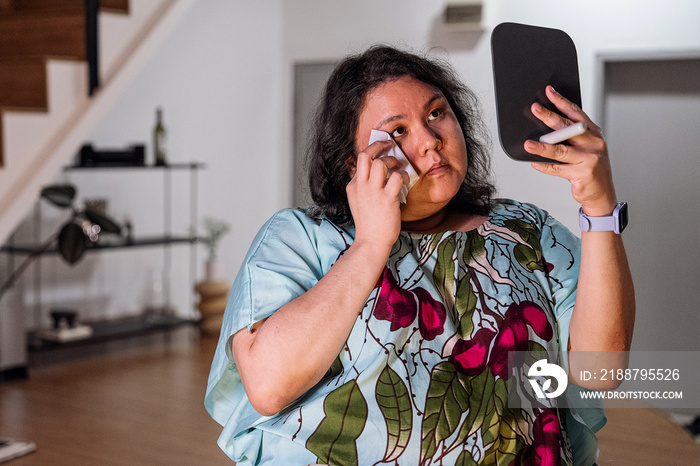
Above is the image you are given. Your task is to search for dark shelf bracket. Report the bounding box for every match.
[86,0,100,96]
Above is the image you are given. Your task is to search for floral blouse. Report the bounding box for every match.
[205,199,605,466]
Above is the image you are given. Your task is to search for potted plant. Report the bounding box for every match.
[194,217,231,334]
[199,217,230,281]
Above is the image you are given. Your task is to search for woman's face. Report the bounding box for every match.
[354,76,468,222]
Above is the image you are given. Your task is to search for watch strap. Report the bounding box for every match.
[578,202,628,234]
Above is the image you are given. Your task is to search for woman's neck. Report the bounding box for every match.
[401,208,487,234]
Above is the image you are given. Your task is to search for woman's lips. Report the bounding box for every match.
[426,163,449,175]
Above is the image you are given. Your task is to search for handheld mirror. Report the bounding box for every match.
[491,22,582,162]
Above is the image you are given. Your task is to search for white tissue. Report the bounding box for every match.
[369,130,419,203]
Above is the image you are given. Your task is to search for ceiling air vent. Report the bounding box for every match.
[443,2,483,30]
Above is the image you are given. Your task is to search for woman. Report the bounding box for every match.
[206,45,635,465]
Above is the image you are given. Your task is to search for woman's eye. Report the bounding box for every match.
[428,109,443,120]
[390,127,406,138]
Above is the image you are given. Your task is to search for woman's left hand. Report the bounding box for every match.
[524,86,617,216]
[524,87,635,370]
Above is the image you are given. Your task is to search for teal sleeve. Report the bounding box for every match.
[204,208,329,463]
[541,212,606,466]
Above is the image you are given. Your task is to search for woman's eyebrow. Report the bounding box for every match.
[424,93,445,109]
[376,93,445,129]
[377,113,406,128]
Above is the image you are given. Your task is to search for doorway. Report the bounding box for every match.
[600,53,700,351]
[292,62,337,208]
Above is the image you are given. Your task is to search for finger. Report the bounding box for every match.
[385,170,406,196]
[524,139,578,165]
[378,155,402,171]
[545,87,604,139]
[530,160,574,178]
[353,140,394,181]
[531,102,573,132]
[363,139,394,160]
[353,151,372,181]
[545,85,587,121]
[398,169,410,186]
[368,157,390,186]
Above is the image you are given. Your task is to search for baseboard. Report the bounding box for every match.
[0,365,28,383]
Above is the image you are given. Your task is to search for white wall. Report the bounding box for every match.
[281,0,700,230]
[18,0,700,329]
[278,0,700,357]
[15,0,283,326]
[84,0,283,320]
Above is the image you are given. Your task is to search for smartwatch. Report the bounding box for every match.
[578,202,628,234]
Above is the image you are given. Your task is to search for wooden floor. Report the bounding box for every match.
[0,331,232,466]
[1,331,699,465]
[596,403,700,465]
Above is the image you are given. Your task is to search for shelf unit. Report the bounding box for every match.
[1,162,205,365]
[1,235,195,255]
[25,314,196,366]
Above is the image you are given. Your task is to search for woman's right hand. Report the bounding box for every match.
[232,142,410,417]
[346,139,407,252]
[233,145,408,415]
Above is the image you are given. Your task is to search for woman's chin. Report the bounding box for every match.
[400,201,450,224]
[403,187,460,215]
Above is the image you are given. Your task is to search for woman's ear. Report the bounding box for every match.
[345,156,356,177]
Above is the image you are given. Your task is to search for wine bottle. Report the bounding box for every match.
[153,107,167,166]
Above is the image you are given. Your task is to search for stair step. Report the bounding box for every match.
[0,0,130,167]
[0,12,86,60]
[101,0,129,14]
[0,0,127,15]
[0,58,48,110]
[1,0,83,15]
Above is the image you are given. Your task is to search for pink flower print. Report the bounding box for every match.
[374,268,417,331]
[414,287,447,341]
[374,268,448,338]
[513,408,562,466]
[490,301,553,379]
[449,328,497,376]
[449,301,553,380]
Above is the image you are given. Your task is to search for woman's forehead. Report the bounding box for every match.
[360,77,445,124]
[364,77,443,107]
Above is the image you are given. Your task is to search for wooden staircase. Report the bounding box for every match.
[0,0,130,166]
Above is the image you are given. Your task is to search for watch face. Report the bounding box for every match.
[617,202,629,233]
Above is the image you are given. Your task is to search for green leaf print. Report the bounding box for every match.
[514,243,543,272]
[376,365,413,462]
[482,420,518,466]
[481,404,500,447]
[493,377,508,417]
[420,362,470,463]
[505,219,545,272]
[454,273,477,337]
[306,380,368,466]
[456,370,524,464]
[422,231,445,263]
[433,235,457,316]
[455,369,496,444]
[463,230,487,264]
[455,449,478,466]
[504,218,540,248]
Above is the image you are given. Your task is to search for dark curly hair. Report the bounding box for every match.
[307,45,495,227]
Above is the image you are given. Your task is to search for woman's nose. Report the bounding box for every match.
[417,126,442,155]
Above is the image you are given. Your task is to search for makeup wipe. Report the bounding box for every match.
[369,129,419,204]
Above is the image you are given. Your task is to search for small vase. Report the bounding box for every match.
[195,278,230,335]
[204,258,218,282]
